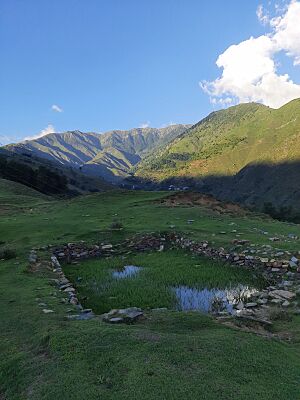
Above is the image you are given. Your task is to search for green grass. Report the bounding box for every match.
[2,185,300,255]
[1,181,300,399]
[1,257,300,400]
[64,250,262,314]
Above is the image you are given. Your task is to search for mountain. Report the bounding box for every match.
[136,100,300,180]
[135,99,300,219]
[5,125,190,183]
[0,148,112,197]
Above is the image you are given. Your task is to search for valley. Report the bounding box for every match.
[4,99,300,221]
[1,179,300,399]
[3,1,300,398]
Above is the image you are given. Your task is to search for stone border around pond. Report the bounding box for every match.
[31,232,300,325]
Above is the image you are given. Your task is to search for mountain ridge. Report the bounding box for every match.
[136,99,300,180]
[5,125,191,182]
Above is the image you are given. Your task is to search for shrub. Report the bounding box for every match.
[0,247,17,260]
[109,220,124,230]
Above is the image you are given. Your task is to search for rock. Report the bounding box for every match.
[64,287,76,293]
[42,309,54,314]
[260,258,269,263]
[235,301,244,310]
[81,308,93,313]
[232,239,250,245]
[66,312,94,320]
[102,244,113,250]
[51,255,61,268]
[102,307,143,323]
[275,252,284,257]
[282,300,290,307]
[108,317,124,323]
[245,302,257,308]
[257,298,268,305]
[28,251,38,264]
[69,297,79,305]
[290,256,298,264]
[271,299,282,304]
[269,290,296,300]
[289,261,298,269]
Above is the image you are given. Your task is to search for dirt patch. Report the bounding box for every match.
[28,260,53,274]
[159,192,248,215]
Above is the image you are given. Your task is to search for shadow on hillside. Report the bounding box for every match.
[125,161,300,222]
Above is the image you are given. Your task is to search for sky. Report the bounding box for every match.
[1,0,300,144]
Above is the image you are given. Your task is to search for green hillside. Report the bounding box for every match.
[136,99,300,180]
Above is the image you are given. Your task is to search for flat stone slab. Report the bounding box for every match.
[102,307,143,324]
[269,290,296,300]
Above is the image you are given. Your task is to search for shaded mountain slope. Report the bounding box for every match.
[0,148,112,197]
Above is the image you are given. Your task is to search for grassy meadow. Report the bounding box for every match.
[1,178,300,399]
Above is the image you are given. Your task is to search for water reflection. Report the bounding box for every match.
[173,285,258,314]
[112,265,142,279]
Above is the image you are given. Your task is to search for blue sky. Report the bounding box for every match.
[1,0,300,143]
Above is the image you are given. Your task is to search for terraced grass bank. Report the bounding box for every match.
[1,179,300,399]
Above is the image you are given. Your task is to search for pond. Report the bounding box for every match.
[112,265,142,279]
[173,285,258,314]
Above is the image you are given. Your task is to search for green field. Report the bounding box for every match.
[1,178,300,399]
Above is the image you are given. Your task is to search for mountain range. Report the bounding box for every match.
[5,125,190,183]
[3,98,300,220]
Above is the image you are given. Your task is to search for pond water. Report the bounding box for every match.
[173,285,258,314]
[112,265,142,279]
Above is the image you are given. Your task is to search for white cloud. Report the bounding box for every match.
[272,1,300,65]
[51,104,63,113]
[201,1,300,109]
[139,121,150,128]
[24,124,55,141]
[0,134,12,146]
[256,4,270,25]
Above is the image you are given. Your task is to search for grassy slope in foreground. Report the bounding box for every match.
[136,98,300,180]
[1,182,300,399]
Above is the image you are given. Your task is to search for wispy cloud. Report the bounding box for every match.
[256,4,270,25]
[139,121,150,128]
[200,0,300,109]
[0,134,12,146]
[24,124,55,141]
[51,104,63,113]
[160,121,177,128]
